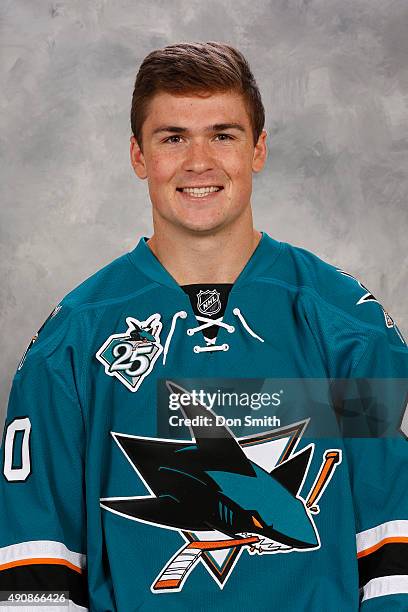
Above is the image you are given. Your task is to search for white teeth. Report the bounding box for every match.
[181,186,221,197]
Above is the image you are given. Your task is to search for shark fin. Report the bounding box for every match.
[100,495,179,526]
[166,381,255,476]
[101,495,207,531]
[270,445,312,496]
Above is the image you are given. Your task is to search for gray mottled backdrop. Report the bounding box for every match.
[1,0,407,424]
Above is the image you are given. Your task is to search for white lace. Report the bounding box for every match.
[232,308,264,342]
[162,308,264,364]
[162,310,187,365]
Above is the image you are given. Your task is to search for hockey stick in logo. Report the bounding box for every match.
[152,536,260,593]
[306,450,341,514]
[152,451,342,592]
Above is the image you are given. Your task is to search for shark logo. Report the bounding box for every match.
[18,304,62,370]
[95,314,163,392]
[100,382,342,593]
[100,382,341,593]
[338,269,405,344]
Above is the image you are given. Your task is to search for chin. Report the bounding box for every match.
[175,217,228,235]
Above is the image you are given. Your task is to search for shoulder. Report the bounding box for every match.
[271,241,406,347]
[17,242,154,367]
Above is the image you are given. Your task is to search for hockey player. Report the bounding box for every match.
[1,42,407,611]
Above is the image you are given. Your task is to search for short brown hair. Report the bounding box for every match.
[130,41,265,152]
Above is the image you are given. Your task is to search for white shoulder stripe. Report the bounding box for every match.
[357,520,408,554]
[362,575,408,602]
[0,540,86,571]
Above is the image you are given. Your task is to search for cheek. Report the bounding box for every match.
[225,160,253,187]
[149,153,177,185]
[222,148,253,179]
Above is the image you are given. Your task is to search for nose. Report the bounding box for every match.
[182,138,215,174]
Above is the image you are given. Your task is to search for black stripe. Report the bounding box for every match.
[358,542,408,588]
[0,563,88,608]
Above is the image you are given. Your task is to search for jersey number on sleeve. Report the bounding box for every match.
[3,417,32,482]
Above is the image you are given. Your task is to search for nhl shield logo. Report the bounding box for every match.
[197,289,221,316]
[96,314,163,392]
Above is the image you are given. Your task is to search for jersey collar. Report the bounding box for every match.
[128,231,283,292]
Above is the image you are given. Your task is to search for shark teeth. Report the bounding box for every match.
[239,533,292,554]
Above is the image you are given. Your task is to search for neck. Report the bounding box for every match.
[147,218,262,286]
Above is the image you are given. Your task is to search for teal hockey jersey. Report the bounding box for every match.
[1,232,407,611]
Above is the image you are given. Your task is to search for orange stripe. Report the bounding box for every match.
[0,558,83,574]
[188,536,259,550]
[154,578,180,589]
[357,536,408,558]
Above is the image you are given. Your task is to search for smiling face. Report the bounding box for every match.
[130,90,267,235]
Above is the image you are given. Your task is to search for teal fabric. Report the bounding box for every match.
[0,232,407,611]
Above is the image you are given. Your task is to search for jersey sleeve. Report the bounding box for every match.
[341,328,408,610]
[0,312,89,610]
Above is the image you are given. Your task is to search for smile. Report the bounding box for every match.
[176,186,223,198]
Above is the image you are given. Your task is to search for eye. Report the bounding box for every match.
[215,133,234,141]
[163,135,183,144]
[251,515,263,529]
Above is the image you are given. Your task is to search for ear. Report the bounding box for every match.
[252,129,268,173]
[130,135,147,179]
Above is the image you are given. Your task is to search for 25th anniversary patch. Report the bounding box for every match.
[96,314,163,392]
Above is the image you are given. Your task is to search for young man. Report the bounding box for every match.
[1,42,407,611]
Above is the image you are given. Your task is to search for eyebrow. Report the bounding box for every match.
[152,123,246,136]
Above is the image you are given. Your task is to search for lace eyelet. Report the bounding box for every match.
[222,343,229,351]
[193,346,200,353]
[187,329,194,336]
[227,326,235,333]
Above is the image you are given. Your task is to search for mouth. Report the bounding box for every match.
[238,532,292,555]
[176,186,224,200]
